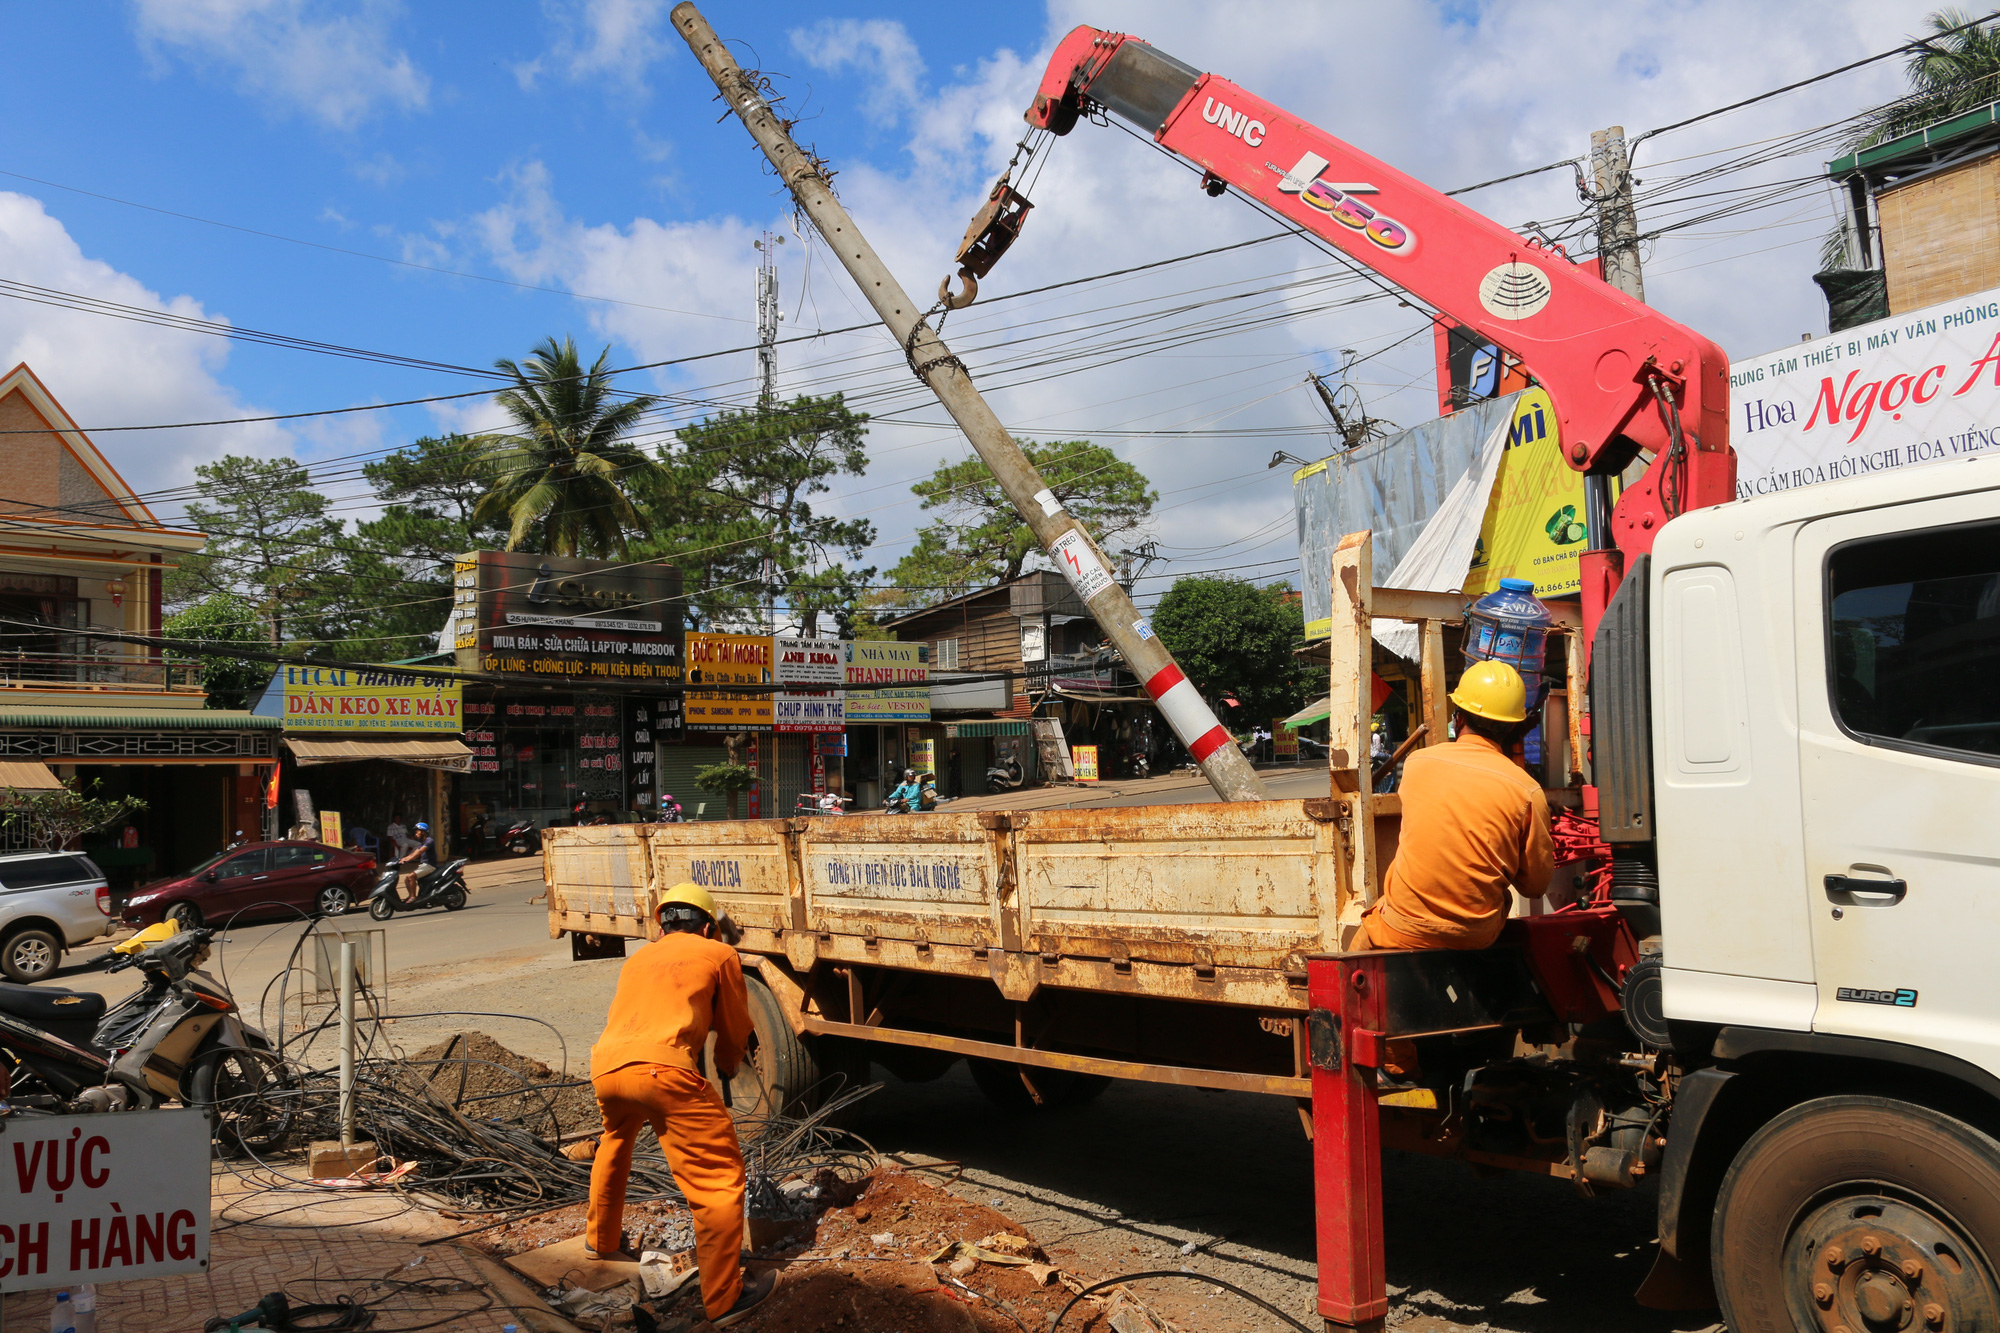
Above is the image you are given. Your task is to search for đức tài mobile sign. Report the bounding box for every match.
[1730,283,2000,498]
[1,1109,211,1293]
[282,667,462,734]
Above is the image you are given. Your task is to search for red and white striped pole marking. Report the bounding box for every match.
[1141,661,1236,764]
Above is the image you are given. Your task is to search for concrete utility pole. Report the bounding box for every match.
[673,3,1267,801]
[753,230,783,632]
[1589,126,1645,302]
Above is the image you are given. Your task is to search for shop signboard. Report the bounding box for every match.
[910,737,936,775]
[774,636,846,733]
[629,701,660,809]
[1,1108,211,1293]
[845,642,930,722]
[452,552,684,734]
[1273,723,1299,760]
[1461,387,1594,598]
[686,634,773,732]
[1729,284,2000,499]
[1072,745,1100,782]
[319,810,344,848]
[282,667,462,734]
[817,733,848,757]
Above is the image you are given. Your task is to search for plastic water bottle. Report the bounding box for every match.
[73,1286,97,1333]
[1463,577,1555,703]
[49,1291,75,1333]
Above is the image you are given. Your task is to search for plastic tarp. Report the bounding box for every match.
[1295,393,1523,641]
[1373,409,1513,663]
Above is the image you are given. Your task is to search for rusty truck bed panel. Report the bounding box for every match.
[544,799,1352,993]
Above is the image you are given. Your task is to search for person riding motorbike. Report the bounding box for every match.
[886,769,921,813]
[395,821,437,905]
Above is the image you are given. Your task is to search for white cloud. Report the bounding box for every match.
[0,191,294,514]
[130,0,429,131]
[790,18,926,121]
[458,0,1946,593]
[535,0,673,91]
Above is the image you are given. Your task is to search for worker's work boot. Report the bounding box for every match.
[711,1267,777,1328]
[584,1231,636,1262]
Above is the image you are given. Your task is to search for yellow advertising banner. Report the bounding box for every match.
[1072,745,1100,782]
[685,633,774,732]
[282,667,463,733]
[1463,387,1596,598]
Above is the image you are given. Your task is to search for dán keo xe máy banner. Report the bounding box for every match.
[1730,284,2000,498]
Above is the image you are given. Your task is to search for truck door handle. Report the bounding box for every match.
[1824,874,1906,903]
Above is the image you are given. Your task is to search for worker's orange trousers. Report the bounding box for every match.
[588,1062,745,1319]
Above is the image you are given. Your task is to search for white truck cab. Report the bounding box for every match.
[1646,453,2000,1074]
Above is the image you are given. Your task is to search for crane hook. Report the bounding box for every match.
[937,267,979,310]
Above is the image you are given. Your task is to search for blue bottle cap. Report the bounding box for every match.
[1499,578,1536,592]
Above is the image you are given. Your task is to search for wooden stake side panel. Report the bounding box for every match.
[543,824,654,923]
[796,813,1003,949]
[647,818,793,933]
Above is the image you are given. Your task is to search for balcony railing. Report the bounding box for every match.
[0,651,205,692]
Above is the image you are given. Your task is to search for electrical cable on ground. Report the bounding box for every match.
[1048,1269,1317,1333]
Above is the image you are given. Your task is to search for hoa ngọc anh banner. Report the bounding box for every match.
[1729,285,2000,498]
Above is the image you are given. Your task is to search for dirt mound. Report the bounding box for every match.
[406,1031,601,1137]
[728,1168,1109,1333]
[472,1199,696,1259]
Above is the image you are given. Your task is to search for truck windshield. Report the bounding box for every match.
[1829,521,2000,759]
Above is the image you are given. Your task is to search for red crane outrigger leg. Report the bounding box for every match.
[1017,26,1735,650]
[1309,953,1389,1332]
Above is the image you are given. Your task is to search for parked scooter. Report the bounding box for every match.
[500,818,541,856]
[794,792,853,816]
[986,756,1026,794]
[367,858,469,920]
[0,924,290,1149]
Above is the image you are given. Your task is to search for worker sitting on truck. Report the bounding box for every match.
[1358,660,1553,951]
[585,882,776,1327]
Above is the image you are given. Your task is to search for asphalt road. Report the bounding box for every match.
[32,794,1725,1332]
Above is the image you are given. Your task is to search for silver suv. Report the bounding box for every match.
[0,851,113,982]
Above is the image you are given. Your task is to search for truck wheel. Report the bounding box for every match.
[1712,1094,2000,1332]
[968,1057,1111,1112]
[727,971,824,1120]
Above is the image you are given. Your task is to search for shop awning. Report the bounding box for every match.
[285,737,472,772]
[1282,697,1332,729]
[0,760,61,790]
[944,721,1030,738]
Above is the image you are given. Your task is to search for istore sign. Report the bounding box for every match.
[1,1109,211,1293]
[1730,285,2000,499]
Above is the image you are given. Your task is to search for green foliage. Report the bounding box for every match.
[4,778,148,852]
[637,393,875,633]
[1152,577,1313,724]
[888,440,1155,602]
[693,761,758,820]
[163,593,272,710]
[166,454,348,644]
[475,336,664,557]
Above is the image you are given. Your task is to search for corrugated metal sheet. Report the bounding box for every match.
[1593,555,1654,843]
[774,733,811,820]
[656,743,729,820]
[1295,393,1522,639]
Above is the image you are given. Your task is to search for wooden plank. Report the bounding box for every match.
[1372,585,1579,630]
[1328,532,1376,914]
[1419,619,1450,749]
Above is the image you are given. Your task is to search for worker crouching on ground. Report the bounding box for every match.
[587,882,776,1326]
[1357,660,1554,951]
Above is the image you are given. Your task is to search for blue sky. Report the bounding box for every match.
[0,0,1946,615]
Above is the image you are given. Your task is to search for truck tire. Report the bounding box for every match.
[727,971,823,1120]
[968,1057,1111,1112]
[1712,1094,2000,1331]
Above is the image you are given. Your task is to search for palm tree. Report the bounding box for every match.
[1866,8,2000,145]
[475,336,662,556]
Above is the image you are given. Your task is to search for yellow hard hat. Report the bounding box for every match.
[656,881,717,920]
[1450,660,1529,724]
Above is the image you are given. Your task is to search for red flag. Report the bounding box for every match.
[264,764,280,810]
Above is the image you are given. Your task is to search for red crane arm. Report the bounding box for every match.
[1021,27,1735,637]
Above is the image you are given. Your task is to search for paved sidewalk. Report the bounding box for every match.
[0,1165,550,1333]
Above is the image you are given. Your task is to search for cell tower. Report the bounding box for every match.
[754,231,784,402]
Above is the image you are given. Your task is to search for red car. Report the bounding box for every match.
[121,840,379,930]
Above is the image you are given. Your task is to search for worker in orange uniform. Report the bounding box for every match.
[586,882,776,1327]
[1358,660,1554,951]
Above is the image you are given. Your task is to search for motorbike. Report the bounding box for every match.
[500,818,541,856]
[657,794,685,823]
[0,925,291,1150]
[794,792,852,816]
[367,858,469,920]
[986,756,1026,794]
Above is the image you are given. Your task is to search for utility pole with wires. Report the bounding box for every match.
[1589,126,1645,302]
[754,230,784,632]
